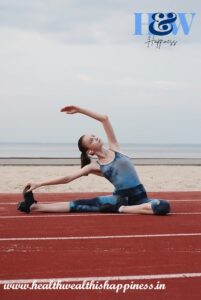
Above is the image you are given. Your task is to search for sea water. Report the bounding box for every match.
[0,143,201,158]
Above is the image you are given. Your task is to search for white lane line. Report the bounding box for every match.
[0,212,201,219]
[1,199,201,205]
[0,233,201,242]
[1,272,201,284]
[171,212,201,215]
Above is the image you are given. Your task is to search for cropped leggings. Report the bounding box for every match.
[69,184,170,215]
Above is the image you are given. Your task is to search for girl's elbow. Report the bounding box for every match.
[64,176,71,184]
[102,115,109,122]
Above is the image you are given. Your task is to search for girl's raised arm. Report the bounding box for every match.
[60,105,120,151]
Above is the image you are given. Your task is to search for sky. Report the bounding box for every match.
[0,0,201,144]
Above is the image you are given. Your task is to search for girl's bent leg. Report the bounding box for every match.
[119,199,171,215]
[119,202,153,214]
[30,202,70,213]
[150,199,171,215]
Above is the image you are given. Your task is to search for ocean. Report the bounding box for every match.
[0,143,201,158]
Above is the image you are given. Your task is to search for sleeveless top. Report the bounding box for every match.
[97,151,141,192]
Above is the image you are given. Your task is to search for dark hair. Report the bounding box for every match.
[78,135,91,168]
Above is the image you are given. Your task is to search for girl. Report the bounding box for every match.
[17,106,170,215]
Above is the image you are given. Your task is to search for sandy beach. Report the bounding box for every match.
[0,165,201,193]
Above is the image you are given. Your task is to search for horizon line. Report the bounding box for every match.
[1,142,201,146]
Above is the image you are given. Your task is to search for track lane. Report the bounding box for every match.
[1,200,201,216]
[0,191,201,203]
[0,236,201,279]
[0,213,201,237]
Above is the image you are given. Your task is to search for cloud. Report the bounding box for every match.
[0,0,131,44]
[0,0,200,44]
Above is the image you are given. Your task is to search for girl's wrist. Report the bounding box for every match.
[77,106,83,113]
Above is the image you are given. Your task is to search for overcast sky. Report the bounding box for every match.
[0,0,200,144]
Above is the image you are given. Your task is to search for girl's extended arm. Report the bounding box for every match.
[25,162,99,192]
[60,105,120,150]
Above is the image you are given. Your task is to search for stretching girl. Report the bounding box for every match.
[17,106,170,215]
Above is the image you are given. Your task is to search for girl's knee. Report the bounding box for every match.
[151,199,171,215]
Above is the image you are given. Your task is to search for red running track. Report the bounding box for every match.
[0,192,201,300]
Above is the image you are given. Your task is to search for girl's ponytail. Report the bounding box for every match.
[80,152,91,168]
[78,135,91,168]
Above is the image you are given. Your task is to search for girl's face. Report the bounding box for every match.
[82,134,103,154]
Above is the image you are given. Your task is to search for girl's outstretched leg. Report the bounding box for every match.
[30,202,70,213]
[30,195,118,214]
[17,188,71,214]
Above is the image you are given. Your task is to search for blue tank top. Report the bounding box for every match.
[98,151,141,192]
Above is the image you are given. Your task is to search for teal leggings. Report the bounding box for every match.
[69,184,170,215]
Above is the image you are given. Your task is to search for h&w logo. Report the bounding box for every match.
[134,12,196,36]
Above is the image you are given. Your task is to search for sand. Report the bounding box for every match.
[0,165,201,193]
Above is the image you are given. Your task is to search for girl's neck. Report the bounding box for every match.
[95,147,110,160]
[95,148,115,164]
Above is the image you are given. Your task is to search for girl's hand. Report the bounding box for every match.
[60,105,80,114]
[24,182,41,193]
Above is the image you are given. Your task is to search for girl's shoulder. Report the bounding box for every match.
[89,160,103,176]
[90,160,101,170]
